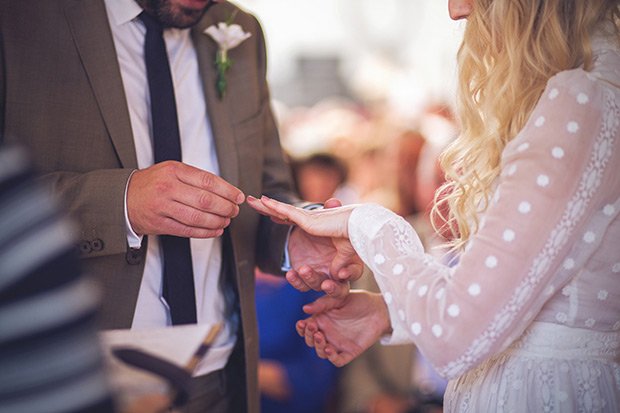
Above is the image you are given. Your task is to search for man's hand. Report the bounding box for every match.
[127,161,245,238]
[289,198,362,298]
[296,290,391,367]
[287,226,362,298]
[247,195,364,297]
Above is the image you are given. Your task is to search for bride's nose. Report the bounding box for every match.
[448,0,474,20]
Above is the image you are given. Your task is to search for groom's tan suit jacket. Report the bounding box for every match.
[0,1,294,411]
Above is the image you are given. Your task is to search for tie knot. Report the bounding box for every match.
[139,11,163,34]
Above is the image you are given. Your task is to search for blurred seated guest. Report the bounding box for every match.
[396,129,427,219]
[292,153,348,204]
[0,145,171,413]
[256,269,338,413]
[255,152,342,412]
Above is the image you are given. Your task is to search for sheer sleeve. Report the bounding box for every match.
[348,69,620,379]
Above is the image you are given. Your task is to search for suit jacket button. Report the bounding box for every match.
[91,238,104,251]
[126,248,143,265]
[79,240,92,255]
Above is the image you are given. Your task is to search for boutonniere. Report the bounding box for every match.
[204,11,251,99]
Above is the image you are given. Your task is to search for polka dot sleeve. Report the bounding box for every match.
[348,69,620,379]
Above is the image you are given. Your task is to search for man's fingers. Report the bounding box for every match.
[127,162,243,237]
[337,263,364,282]
[165,202,232,230]
[286,270,311,292]
[164,218,225,238]
[298,265,328,291]
[176,162,245,204]
[323,198,342,209]
[175,186,240,218]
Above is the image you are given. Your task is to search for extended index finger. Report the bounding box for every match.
[177,163,245,204]
[247,195,308,223]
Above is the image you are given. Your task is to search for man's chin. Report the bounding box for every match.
[172,11,206,28]
[161,4,210,28]
[176,0,211,11]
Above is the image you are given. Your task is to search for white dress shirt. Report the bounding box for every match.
[104,0,236,377]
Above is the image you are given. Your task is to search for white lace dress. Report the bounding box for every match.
[347,35,620,412]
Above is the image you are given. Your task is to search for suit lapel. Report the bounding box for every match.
[63,0,137,169]
[191,11,239,187]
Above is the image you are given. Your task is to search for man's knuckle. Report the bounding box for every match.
[198,192,213,210]
[158,161,175,175]
[180,225,194,238]
[154,179,172,194]
[201,173,214,189]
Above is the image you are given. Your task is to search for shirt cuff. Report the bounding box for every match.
[281,203,324,271]
[124,170,143,249]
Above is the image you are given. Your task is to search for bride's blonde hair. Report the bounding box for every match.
[433,0,620,251]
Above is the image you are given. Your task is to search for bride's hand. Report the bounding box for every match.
[247,195,356,239]
[296,290,392,367]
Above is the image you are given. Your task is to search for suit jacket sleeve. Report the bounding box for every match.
[0,1,136,258]
[246,14,299,275]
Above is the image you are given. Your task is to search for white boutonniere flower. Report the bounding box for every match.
[204,12,251,99]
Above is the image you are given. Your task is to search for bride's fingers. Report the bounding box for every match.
[269,216,291,225]
[320,278,349,299]
[304,320,319,348]
[313,331,328,359]
[325,345,349,367]
[296,319,307,337]
[302,294,342,315]
[247,196,288,220]
[248,195,315,229]
[246,195,271,215]
[260,196,309,223]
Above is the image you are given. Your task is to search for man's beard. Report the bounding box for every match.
[146,0,211,29]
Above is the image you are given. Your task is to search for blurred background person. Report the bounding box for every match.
[256,268,338,413]
[256,151,342,412]
[291,153,349,204]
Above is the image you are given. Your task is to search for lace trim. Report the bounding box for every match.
[438,89,620,377]
[349,203,424,263]
[506,322,620,360]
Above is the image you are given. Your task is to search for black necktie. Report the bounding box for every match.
[140,11,197,325]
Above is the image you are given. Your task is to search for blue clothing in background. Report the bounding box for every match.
[256,277,338,413]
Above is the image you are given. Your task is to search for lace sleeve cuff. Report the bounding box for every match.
[348,203,397,263]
